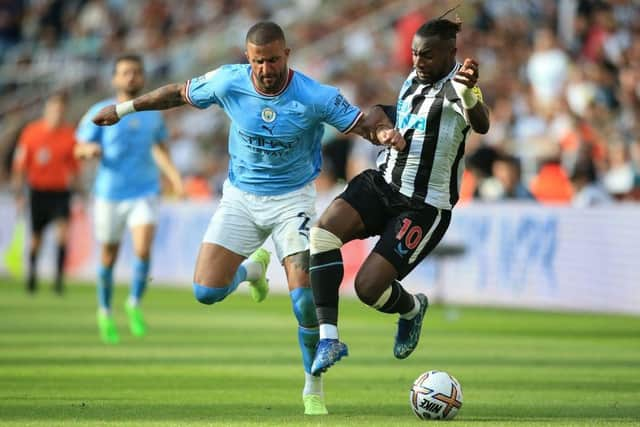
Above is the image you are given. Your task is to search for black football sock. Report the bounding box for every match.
[27,250,37,293]
[310,249,344,326]
[374,280,415,315]
[55,244,67,294]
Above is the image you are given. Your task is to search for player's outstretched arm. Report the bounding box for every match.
[349,105,406,151]
[152,143,184,198]
[92,83,188,126]
[452,58,490,134]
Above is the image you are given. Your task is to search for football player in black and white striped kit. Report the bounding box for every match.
[309,16,490,374]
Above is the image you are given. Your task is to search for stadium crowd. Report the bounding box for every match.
[1,0,639,205]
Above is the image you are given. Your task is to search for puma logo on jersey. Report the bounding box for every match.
[261,124,275,135]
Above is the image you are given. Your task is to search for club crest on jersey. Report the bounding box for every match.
[261,107,276,123]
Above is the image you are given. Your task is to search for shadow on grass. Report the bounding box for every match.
[1,400,639,423]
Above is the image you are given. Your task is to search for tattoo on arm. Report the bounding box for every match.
[133,83,187,111]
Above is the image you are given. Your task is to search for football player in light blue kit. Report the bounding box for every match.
[91,22,403,415]
[75,54,183,345]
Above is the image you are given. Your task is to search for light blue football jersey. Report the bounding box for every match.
[76,99,168,200]
[185,64,362,195]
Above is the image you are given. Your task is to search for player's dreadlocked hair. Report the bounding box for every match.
[246,21,286,45]
[416,5,462,40]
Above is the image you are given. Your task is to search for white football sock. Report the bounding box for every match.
[399,295,420,320]
[303,372,323,396]
[127,296,140,307]
[319,324,339,340]
[242,259,263,281]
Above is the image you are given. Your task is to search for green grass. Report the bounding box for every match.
[0,278,639,426]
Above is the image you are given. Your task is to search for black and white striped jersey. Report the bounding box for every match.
[378,63,476,210]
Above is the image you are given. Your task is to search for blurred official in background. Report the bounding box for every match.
[12,92,78,295]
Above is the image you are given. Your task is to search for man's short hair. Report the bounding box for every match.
[416,18,461,40]
[48,90,69,104]
[246,21,286,45]
[113,53,144,74]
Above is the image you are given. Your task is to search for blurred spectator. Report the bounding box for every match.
[571,156,613,207]
[603,141,637,200]
[526,27,570,113]
[530,157,574,204]
[393,3,430,72]
[485,154,535,201]
[0,0,639,207]
[0,0,25,58]
[182,175,212,200]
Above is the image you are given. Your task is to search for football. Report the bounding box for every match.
[409,370,463,420]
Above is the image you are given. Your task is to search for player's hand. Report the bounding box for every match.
[377,127,406,151]
[453,58,479,88]
[92,105,120,126]
[81,143,102,159]
[171,178,185,199]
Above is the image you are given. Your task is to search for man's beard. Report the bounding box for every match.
[124,86,142,97]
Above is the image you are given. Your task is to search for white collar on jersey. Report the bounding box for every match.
[410,62,461,92]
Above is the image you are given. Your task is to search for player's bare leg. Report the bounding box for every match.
[355,254,428,359]
[284,252,327,415]
[97,242,120,344]
[192,243,268,304]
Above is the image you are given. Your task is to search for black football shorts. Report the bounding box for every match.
[338,169,451,279]
[29,189,71,233]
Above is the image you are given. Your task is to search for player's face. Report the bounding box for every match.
[245,40,290,93]
[112,60,145,97]
[411,34,456,84]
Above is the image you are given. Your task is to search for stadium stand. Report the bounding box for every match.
[1,0,639,204]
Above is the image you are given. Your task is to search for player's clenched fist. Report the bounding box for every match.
[453,58,479,88]
[92,105,120,126]
[377,127,406,151]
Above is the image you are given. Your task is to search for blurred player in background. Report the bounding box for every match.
[11,92,78,295]
[309,15,491,375]
[91,22,402,415]
[75,54,183,344]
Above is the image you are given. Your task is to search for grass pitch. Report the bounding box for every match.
[0,278,639,426]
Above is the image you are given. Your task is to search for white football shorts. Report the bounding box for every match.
[94,196,158,243]
[203,180,316,262]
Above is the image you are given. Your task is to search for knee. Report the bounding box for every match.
[193,283,229,305]
[290,287,317,327]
